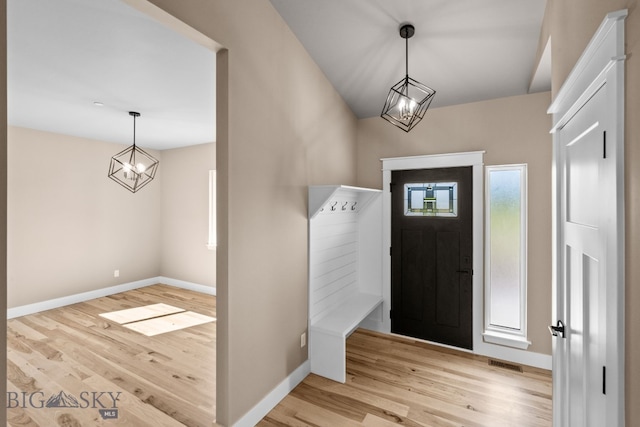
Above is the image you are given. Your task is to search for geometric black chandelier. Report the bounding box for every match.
[381,23,436,132]
[108,111,159,193]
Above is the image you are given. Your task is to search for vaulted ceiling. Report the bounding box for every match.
[7,0,548,151]
[269,0,549,118]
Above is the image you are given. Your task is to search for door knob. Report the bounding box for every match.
[548,320,565,338]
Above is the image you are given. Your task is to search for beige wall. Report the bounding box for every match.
[160,143,216,287]
[0,1,7,421]
[7,128,216,308]
[543,1,639,424]
[357,91,553,357]
[141,1,358,424]
[7,126,163,307]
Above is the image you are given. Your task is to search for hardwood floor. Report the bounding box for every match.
[8,287,551,427]
[6,284,216,427]
[259,329,552,427]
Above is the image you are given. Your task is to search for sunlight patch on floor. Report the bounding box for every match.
[100,303,216,336]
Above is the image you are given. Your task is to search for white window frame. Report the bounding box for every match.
[483,164,529,349]
[207,170,216,250]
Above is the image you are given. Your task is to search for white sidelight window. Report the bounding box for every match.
[483,164,529,349]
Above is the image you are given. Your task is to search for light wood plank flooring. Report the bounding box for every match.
[259,329,552,427]
[7,284,216,427]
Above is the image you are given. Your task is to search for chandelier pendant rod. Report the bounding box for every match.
[129,111,139,166]
[399,24,414,97]
[405,31,409,91]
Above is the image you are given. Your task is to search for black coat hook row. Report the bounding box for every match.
[322,201,359,213]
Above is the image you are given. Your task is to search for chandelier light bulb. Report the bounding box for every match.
[123,162,132,179]
[398,96,417,120]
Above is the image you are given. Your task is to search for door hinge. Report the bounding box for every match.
[603,131,607,159]
[389,182,393,192]
[603,366,606,395]
[389,310,393,319]
[389,247,392,257]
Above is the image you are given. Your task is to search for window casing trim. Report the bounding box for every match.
[484,164,528,349]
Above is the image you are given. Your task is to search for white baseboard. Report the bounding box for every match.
[361,324,552,371]
[158,276,216,296]
[475,342,552,370]
[232,360,310,427]
[8,276,217,319]
[7,277,158,319]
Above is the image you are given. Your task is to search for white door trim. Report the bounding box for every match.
[548,9,626,426]
[381,153,487,344]
[379,152,551,369]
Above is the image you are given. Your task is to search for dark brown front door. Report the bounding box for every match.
[391,167,473,349]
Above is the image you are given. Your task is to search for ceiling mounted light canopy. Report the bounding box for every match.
[381,23,436,132]
[108,111,159,193]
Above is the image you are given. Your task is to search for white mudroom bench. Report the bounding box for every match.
[308,185,383,383]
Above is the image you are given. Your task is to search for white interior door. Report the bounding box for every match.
[549,11,626,427]
[556,86,607,426]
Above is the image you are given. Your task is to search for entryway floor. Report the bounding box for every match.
[260,329,552,426]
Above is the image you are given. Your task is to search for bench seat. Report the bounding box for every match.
[309,292,383,383]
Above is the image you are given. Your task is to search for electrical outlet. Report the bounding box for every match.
[300,332,307,348]
[114,270,120,278]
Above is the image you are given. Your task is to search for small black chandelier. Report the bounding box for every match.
[108,111,159,193]
[381,23,436,132]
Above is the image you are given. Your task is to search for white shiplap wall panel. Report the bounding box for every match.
[310,241,357,265]
[312,251,357,282]
[311,285,358,324]
[309,212,359,324]
[312,271,358,302]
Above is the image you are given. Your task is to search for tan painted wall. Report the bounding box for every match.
[543,0,639,424]
[140,1,358,424]
[7,126,162,308]
[160,143,216,287]
[7,128,216,308]
[0,1,7,421]
[357,92,553,357]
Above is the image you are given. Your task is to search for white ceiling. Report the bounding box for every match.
[269,0,549,118]
[7,0,216,150]
[8,1,549,150]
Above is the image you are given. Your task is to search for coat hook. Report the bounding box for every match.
[330,201,338,211]
[342,202,348,211]
[351,202,357,211]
